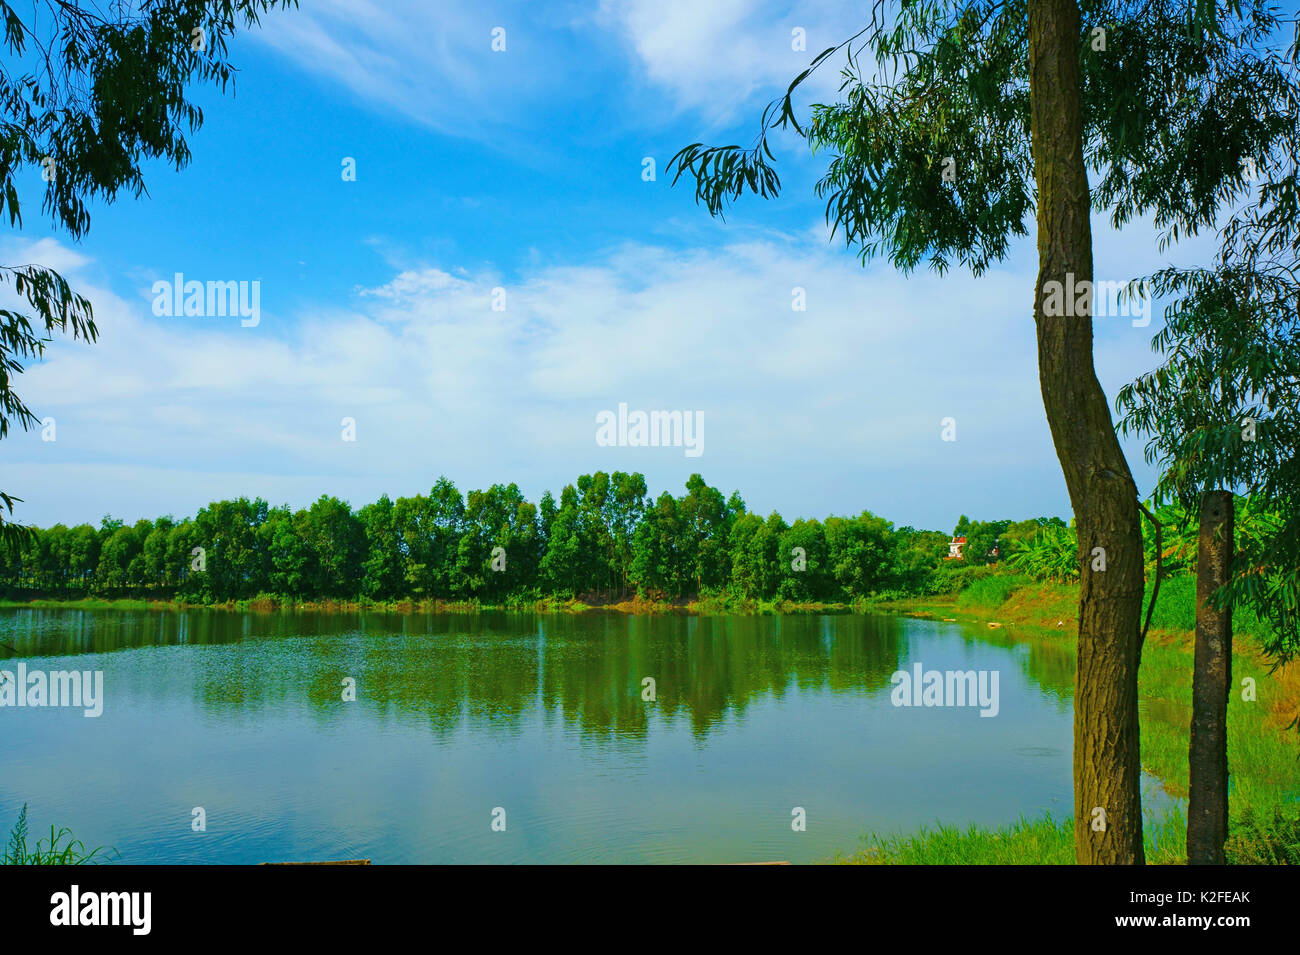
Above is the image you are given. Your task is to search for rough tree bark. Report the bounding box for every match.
[1028,0,1147,864]
[1188,490,1233,864]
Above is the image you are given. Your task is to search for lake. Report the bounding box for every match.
[0,608,1174,863]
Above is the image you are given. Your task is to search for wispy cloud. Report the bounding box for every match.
[249,0,864,138]
[250,0,595,139]
[595,0,862,126]
[5,229,1166,531]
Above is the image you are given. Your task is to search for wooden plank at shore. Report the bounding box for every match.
[260,860,371,865]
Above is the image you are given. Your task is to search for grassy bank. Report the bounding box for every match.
[0,595,598,614]
[0,593,877,615]
[839,575,1300,864]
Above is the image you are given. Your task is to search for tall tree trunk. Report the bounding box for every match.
[1028,0,1147,864]
[1188,490,1233,864]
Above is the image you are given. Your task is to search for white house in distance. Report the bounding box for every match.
[947,536,966,560]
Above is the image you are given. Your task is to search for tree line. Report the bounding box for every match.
[0,472,1067,604]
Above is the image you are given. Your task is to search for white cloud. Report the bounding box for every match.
[5,237,91,275]
[596,0,862,125]
[248,0,864,138]
[249,0,590,139]
[4,218,1204,532]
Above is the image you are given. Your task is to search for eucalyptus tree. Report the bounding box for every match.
[607,472,649,596]
[728,510,787,600]
[679,473,735,594]
[630,491,687,599]
[541,484,585,597]
[1116,57,1300,862]
[359,495,405,601]
[668,0,1298,862]
[0,0,297,550]
[1116,261,1300,863]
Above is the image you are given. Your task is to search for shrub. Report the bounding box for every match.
[1006,524,1078,582]
[1224,807,1300,865]
[2,805,116,865]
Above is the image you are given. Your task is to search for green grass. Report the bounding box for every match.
[1224,806,1300,864]
[954,572,1030,610]
[836,811,1189,865]
[849,572,1300,864]
[1138,572,1272,641]
[0,597,154,610]
[0,592,877,617]
[0,595,599,614]
[2,805,116,865]
[837,804,1300,865]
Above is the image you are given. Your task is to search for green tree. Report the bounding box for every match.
[1007,521,1080,582]
[777,519,830,601]
[299,496,364,598]
[728,510,787,600]
[890,526,951,594]
[166,520,201,599]
[960,518,1011,567]
[0,0,297,550]
[668,0,1297,863]
[607,472,649,596]
[826,512,896,598]
[574,473,615,593]
[190,497,267,601]
[358,495,405,601]
[678,474,735,594]
[630,491,687,599]
[542,485,585,597]
[142,517,176,589]
[96,525,142,590]
[463,483,539,600]
[260,506,313,599]
[1116,263,1300,863]
[66,523,100,590]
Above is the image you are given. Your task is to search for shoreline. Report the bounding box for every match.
[0,594,879,615]
[5,581,1297,864]
[835,583,1300,863]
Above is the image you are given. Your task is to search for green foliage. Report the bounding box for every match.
[1006,522,1080,582]
[669,1,1296,271]
[954,572,1029,609]
[1224,807,1300,865]
[957,518,1009,566]
[2,805,115,865]
[0,0,299,551]
[0,468,1079,608]
[842,815,1077,866]
[825,512,896,598]
[1117,262,1300,662]
[840,811,1186,865]
[1117,267,1300,508]
[727,511,786,600]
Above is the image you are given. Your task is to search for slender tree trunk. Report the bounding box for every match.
[1188,490,1233,864]
[1029,0,1146,864]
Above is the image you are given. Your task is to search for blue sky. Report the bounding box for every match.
[4,0,1219,532]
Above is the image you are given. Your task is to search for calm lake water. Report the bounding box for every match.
[0,608,1174,863]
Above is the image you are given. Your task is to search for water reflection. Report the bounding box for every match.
[2,609,906,740]
[0,608,1158,863]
